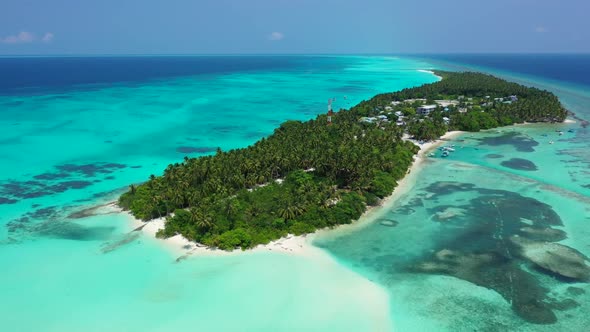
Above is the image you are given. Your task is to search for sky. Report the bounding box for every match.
[0,0,588,55]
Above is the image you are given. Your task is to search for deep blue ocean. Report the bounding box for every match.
[3,54,589,101]
[422,54,590,90]
[0,56,346,95]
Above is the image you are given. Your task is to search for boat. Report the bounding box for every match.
[568,129,575,133]
[441,151,449,157]
[549,141,554,144]
[558,131,563,136]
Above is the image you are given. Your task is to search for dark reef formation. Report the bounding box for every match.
[479,132,539,152]
[501,158,538,171]
[0,162,126,203]
[407,181,589,325]
[5,203,118,243]
[176,146,217,154]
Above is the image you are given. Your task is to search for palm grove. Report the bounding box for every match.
[119,72,566,250]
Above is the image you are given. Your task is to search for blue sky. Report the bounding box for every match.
[0,0,587,55]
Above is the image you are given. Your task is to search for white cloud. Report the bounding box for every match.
[42,32,54,43]
[1,31,35,44]
[268,32,285,41]
[534,26,548,33]
[1,31,55,44]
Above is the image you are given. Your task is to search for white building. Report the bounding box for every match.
[417,105,437,116]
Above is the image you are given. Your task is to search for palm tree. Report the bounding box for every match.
[189,208,213,230]
[224,199,237,218]
[197,215,213,230]
[278,201,304,220]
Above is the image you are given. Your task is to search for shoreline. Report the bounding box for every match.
[417,69,442,80]
[114,130,464,259]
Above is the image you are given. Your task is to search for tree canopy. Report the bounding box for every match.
[119,104,417,249]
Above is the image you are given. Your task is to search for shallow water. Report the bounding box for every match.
[317,122,590,331]
[0,56,436,331]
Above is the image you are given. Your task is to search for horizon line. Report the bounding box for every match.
[1,52,589,58]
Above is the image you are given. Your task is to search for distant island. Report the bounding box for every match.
[118,71,567,250]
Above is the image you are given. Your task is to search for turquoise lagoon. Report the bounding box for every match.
[0,56,435,331]
[1,54,589,331]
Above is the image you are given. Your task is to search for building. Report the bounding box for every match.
[443,117,450,124]
[359,117,376,123]
[394,111,403,117]
[360,116,389,124]
[435,100,459,107]
[417,105,437,116]
[404,98,427,104]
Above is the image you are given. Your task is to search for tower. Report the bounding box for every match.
[327,99,334,125]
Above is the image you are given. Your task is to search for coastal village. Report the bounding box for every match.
[354,92,522,157]
[346,72,566,161]
[359,94,519,128]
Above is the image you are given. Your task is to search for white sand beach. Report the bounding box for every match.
[418,69,442,80]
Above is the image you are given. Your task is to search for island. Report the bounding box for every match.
[118,71,567,250]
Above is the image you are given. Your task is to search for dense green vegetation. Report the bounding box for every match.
[119,71,566,249]
[356,71,567,140]
[119,108,417,249]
